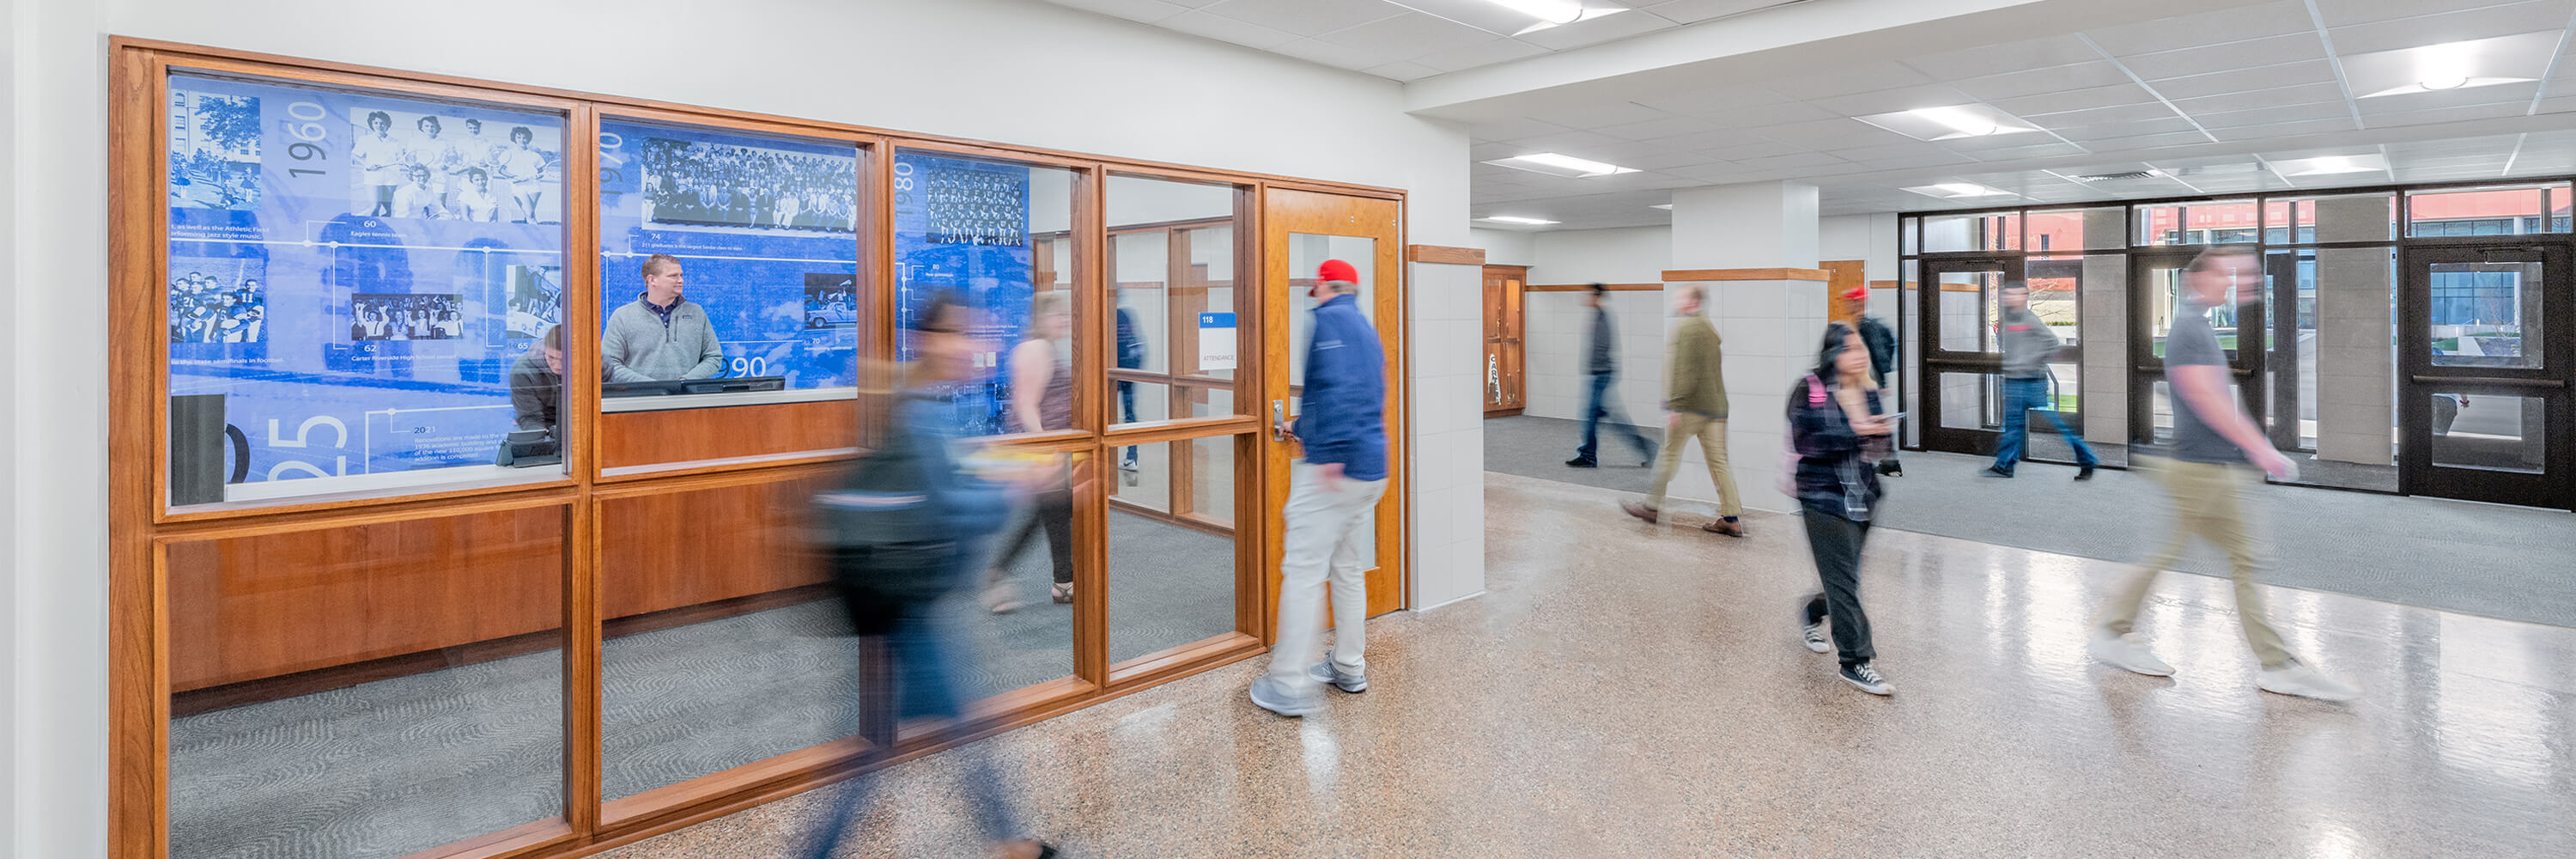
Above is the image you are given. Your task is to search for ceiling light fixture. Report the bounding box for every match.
[1649,204,1673,210]
[1900,182,2016,199]
[1916,106,1997,137]
[1477,0,1628,36]
[2346,33,2553,98]
[1483,152,1640,178]
[1854,105,2038,142]
[1478,215,1561,225]
[2270,154,2389,177]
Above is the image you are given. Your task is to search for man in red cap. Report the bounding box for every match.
[1846,283,1903,477]
[1252,258,1390,717]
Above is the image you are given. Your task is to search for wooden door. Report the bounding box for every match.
[1483,265,1527,415]
[1261,188,1406,624]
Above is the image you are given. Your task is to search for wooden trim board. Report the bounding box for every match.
[1406,244,1485,265]
[1662,267,1832,282]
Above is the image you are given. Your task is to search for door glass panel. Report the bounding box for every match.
[1285,233,1376,389]
[2429,393,2545,474]
[2267,250,2318,450]
[1939,372,2001,431]
[2427,259,2542,369]
[2145,257,2252,359]
[1935,268,2002,353]
[2407,183,2573,237]
[1109,435,1241,665]
[1107,175,1242,432]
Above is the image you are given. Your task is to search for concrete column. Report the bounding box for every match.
[2312,194,2396,466]
[1665,182,1826,515]
[2081,208,2129,446]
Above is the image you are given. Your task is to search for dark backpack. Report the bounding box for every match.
[811,398,960,609]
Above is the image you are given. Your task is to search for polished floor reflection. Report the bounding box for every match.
[605,471,2573,858]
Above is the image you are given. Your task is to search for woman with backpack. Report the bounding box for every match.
[1789,322,1897,697]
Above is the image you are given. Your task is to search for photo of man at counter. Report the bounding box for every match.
[603,253,725,386]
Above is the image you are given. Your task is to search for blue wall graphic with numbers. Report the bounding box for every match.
[891,152,1036,436]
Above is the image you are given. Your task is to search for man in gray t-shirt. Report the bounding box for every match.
[2089,245,2359,703]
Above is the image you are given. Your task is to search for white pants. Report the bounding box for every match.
[1267,461,1388,689]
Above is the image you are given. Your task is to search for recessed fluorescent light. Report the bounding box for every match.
[1901,182,2016,199]
[2269,154,2389,177]
[1479,0,1629,35]
[1649,204,1673,210]
[1483,152,1640,178]
[1855,105,2038,142]
[2344,33,2554,98]
[1479,216,1560,225]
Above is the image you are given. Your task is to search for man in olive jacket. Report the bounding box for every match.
[1621,283,1746,536]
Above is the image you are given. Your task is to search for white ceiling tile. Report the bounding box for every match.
[1806,84,1978,117]
[2146,60,2340,100]
[1362,59,1443,81]
[1665,162,1761,182]
[1950,62,2138,102]
[2535,94,2576,114]
[2082,131,2224,151]
[1902,35,2102,81]
[1625,150,1723,170]
[1765,62,1937,101]
[1153,9,1304,48]
[1285,37,1412,71]
[2049,117,2203,141]
[1045,0,1196,23]
[1699,139,1807,160]
[1199,0,1406,37]
[1523,101,1674,129]
[1754,118,1915,147]
[1410,35,1551,72]
[1700,100,1841,127]
[2190,101,2355,129]
[1731,151,1859,170]
[1315,10,1504,57]
[2025,101,2183,125]
[1469,117,1575,140]
[2316,0,2532,27]
[1954,141,2092,161]
[2115,34,2329,81]
[1579,139,1671,161]
[1623,172,1715,190]
[1991,84,2164,117]
[1641,0,1784,23]
[1502,129,1632,153]
[2207,117,2360,141]
[1850,150,1981,170]
[1514,9,1679,51]
[2168,82,2350,114]
[2082,1,2319,56]
[1648,128,1777,152]
[1630,85,1796,114]
[2354,82,2543,114]
[1825,142,1953,161]
[2366,101,2542,127]
[1594,114,1725,140]
[2328,3,2576,55]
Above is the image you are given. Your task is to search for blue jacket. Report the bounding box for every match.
[1295,294,1388,481]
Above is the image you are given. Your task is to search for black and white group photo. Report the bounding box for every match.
[350,293,466,341]
[506,265,565,339]
[639,137,857,233]
[923,167,1026,247]
[349,108,560,223]
[167,90,263,211]
[168,259,268,344]
[804,274,860,329]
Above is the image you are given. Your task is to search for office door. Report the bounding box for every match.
[2401,244,2573,509]
[1261,188,1407,626]
[1483,265,1527,415]
[1915,256,2022,454]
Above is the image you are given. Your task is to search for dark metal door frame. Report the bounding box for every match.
[2398,242,2574,509]
[1916,255,2020,454]
[2128,248,2264,446]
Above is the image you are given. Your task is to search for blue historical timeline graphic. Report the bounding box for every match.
[596,121,860,390]
[892,152,1036,436]
[166,74,568,494]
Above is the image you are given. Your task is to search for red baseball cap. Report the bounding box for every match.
[1841,283,1868,302]
[1316,259,1358,284]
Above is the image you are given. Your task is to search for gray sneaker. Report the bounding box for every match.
[2257,661,2360,702]
[1248,674,1320,716]
[1308,660,1367,693]
[2087,631,2174,677]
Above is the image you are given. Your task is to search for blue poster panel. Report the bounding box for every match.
[891,152,1036,436]
[166,74,568,503]
[595,121,860,392]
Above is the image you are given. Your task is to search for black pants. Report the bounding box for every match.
[995,482,1072,584]
[1801,506,1875,667]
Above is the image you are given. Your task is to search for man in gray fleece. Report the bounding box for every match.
[603,253,725,382]
[1985,281,2097,479]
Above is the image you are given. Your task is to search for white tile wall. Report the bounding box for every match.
[1407,260,1486,610]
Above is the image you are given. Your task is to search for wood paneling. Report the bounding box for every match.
[164,505,568,691]
[1662,267,1832,282]
[1406,243,1485,265]
[599,399,858,472]
[1824,259,1867,327]
[1526,282,1662,291]
[595,473,834,619]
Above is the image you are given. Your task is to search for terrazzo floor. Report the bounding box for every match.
[602,472,2575,859]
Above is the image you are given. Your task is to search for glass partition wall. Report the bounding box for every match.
[115,43,1382,859]
[1902,180,2573,509]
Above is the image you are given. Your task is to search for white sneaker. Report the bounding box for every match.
[2087,632,2173,677]
[2257,661,2360,702]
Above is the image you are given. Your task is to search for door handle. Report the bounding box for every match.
[1273,399,1289,441]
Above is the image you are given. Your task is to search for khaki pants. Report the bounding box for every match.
[2099,458,2293,668]
[1645,412,1741,518]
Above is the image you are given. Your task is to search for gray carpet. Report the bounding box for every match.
[1485,414,2576,629]
[170,510,1233,859]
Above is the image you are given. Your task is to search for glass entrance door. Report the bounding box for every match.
[2131,250,2264,447]
[2402,245,2573,509]
[1916,256,2021,454]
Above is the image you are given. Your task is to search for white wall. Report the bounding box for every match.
[1820,212,1899,317]
[1465,228,1534,267]
[4,1,1473,855]
[1514,226,1674,424]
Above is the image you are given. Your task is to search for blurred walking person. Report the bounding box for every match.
[1848,284,1904,477]
[2088,245,2358,702]
[1621,283,1746,536]
[1250,259,1389,717]
[805,292,1057,859]
[1983,281,2099,480]
[984,292,1076,611]
[1790,324,1897,696]
[1566,283,1657,469]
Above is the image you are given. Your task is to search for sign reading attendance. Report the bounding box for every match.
[1198,312,1236,371]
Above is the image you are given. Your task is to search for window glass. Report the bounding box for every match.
[2134,199,2257,246]
[2429,393,2545,473]
[2406,183,2573,237]
[892,152,1082,436]
[2427,259,2543,369]
[165,75,568,509]
[595,121,860,406]
[1923,211,2018,252]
